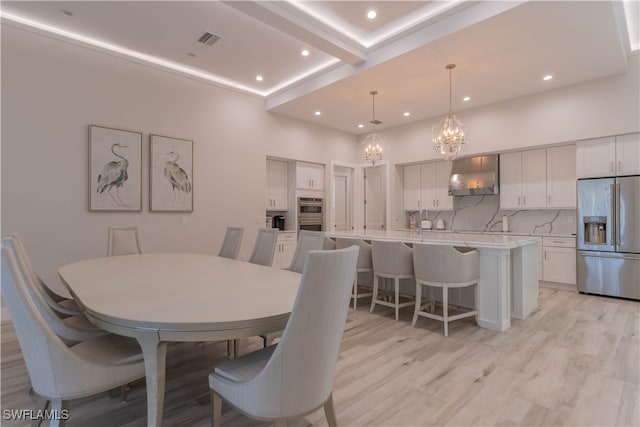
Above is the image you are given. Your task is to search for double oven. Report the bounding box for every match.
[297,197,324,232]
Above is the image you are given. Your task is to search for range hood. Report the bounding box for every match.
[449,155,499,196]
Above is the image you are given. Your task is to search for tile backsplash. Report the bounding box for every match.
[407,195,577,235]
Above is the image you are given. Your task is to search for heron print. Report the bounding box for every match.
[150,135,193,211]
[96,143,129,206]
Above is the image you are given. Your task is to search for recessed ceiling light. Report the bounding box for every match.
[463,96,471,102]
[314,111,321,116]
[367,10,377,19]
[256,75,263,81]
[543,75,553,81]
[403,112,410,117]
[301,49,310,56]
[358,124,364,128]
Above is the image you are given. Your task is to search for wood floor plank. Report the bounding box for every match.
[2,287,639,426]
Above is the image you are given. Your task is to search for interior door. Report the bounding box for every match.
[333,175,348,231]
[364,165,386,230]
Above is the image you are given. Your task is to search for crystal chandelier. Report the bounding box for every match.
[364,90,383,166]
[432,64,468,160]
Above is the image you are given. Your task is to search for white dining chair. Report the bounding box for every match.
[248,228,279,266]
[370,240,416,321]
[7,233,81,317]
[209,246,359,427]
[1,245,146,427]
[323,236,337,250]
[218,226,244,260]
[335,237,374,309]
[107,226,143,256]
[412,244,479,337]
[3,238,107,344]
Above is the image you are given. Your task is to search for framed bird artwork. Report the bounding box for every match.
[150,134,193,212]
[89,125,142,211]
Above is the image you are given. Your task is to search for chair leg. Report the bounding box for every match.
[443,286,449,337]
[120,384,131,402]
[352,276,357,310]
[31,397,49,427]
[412,282,422,326]
[324,393,338,427]
[369,274,379,313]
[47,398,68,427]
[226,339,233,358]
[394,277,400,321]
[211,391,222,427]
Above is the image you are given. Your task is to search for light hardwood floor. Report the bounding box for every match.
[1,287,638,426]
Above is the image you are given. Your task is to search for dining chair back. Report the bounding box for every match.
[370,240,415,320]
[218,226,244,260]
[335,237,374,309]
[323,237,336,250]
[412,243,479,336]
[288,230,326,273]
[248,228,279,266]
[107,226,143,256]
[1,244,145,421]
[2,238,106,344]
[7,233,81,316]
[209,246,359,426]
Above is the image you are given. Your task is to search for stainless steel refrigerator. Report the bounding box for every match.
[577,176,640,300]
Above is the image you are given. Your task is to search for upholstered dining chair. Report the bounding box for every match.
[288,230,326,273]
[7,233,81,317]
[1,245,146,426]
[323,236,337,250]
[107,226,143,256]
[260,230,327,348]
[248,228,279,266]
[218,226,244,260]
[412,243,479,337]
[3,238,107,344]
[209,246,359,427]
[370,240,415,321]
[335,237,374,309]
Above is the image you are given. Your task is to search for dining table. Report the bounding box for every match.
[58,253,301,427]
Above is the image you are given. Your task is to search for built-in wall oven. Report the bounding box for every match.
[298,197,324,232]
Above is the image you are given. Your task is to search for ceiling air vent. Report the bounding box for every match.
[369,119,382,125]
[197,32,220,46]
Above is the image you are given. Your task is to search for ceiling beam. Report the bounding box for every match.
[222,1,366,65]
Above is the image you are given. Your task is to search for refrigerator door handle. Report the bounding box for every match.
[616,183,621,248]
[610,183,616,246]
[579,252,640,261]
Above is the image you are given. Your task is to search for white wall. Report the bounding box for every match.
[364,55,640,227]
[1,25,358,295]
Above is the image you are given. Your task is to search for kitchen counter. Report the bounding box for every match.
[396,229,575,238]
[328,229,540,332]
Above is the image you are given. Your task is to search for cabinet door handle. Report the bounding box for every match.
[518,196,521,206]
[610,161,614,172]
[548,195,551,205]
[618,161,622,172]
[437,199,439,207]
[544,250,547,260]
[523,196,526,206]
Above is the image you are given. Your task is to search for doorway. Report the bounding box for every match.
[332,165,354,231]
[363,164,386,230]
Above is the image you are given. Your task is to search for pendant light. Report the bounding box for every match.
[364,90,383,166]
[432,64,468,160]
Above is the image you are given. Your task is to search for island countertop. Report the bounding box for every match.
[327,229,540,249]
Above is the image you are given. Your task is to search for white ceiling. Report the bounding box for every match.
[2,1,637,135]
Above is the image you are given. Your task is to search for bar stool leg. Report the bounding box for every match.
[412,282,422,326]
[370,274,379,313]
[352,275,358,310]
[443,285,449,337]
[394,277,400,321]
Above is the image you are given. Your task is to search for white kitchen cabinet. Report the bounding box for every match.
[576,133,640,178]
[546,145,576,208]
[421,161,453,210]
[403,164,421,210]
[266,159,288,210]
[542,237,576,285]
[500,149,546,209]
[272,231,296,269]
[296,162,324,190]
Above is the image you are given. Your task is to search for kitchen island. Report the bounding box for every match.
[327,229,540,332]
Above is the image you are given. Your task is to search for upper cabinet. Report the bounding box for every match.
[296,162,324,191]
[546,145,576,208]
[501,146,576,209]
[403,161,453,211]
[576,133,640,178]
[500,149,546,209]
[266,159,288,210]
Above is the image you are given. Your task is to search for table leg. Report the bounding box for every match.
[135,330,168,427]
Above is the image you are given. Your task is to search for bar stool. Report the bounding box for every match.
[370,240,415,320]
[412,243,479,337]
[335,237,373,309]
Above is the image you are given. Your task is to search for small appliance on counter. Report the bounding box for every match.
[421,220,432,230]
[265,215,273,229]
[435,218,445,230]
[272,215,285,231]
